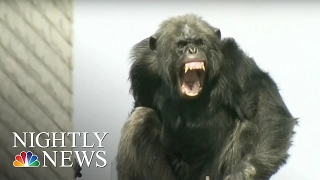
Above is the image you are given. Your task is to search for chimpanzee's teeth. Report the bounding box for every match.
[184,62,205,73]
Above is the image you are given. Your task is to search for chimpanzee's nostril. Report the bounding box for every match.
[188,47,198,54]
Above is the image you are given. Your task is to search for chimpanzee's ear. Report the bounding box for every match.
[213,27,221,40]
[149,35,158,52]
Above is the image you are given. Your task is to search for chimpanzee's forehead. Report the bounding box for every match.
[176,24,207,39]
[181,24,193,36]
[158,20,214,42]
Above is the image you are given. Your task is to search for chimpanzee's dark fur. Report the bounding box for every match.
[116,14,297,180]
[74,160,82,179]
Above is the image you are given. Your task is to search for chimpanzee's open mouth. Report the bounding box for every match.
[178,61,206,97]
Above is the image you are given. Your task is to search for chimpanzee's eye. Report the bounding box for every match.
[195,39,205,47]
[177,41,188,49]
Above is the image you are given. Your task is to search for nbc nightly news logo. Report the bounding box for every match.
[13,151,40,167]
[12,132,109,168]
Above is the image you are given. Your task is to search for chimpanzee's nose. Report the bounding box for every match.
[188,47,198,54]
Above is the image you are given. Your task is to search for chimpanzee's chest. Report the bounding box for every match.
[159,114,232,179]
[160,115,228,152]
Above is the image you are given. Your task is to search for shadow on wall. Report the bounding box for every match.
[0,0,75,180]
[110,159,117,180]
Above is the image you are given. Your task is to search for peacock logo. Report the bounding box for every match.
[13,151,40,167]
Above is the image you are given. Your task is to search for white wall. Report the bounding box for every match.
[74,1,320,180]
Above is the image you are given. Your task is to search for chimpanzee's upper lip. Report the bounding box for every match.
[183,54,206,64]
